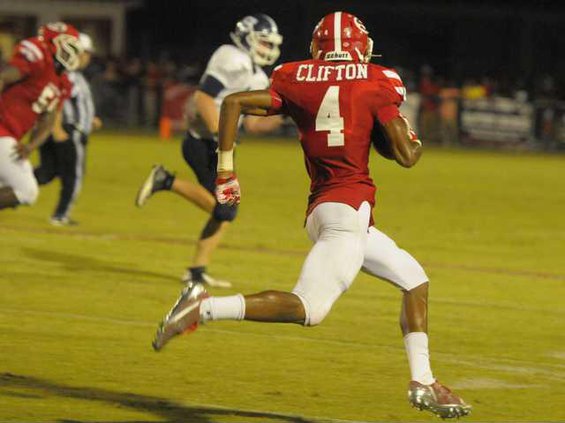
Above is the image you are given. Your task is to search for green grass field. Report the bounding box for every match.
[1,132,564,422]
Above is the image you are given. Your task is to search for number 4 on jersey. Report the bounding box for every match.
[315,86,344,147]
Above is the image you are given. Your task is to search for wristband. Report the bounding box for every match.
[217,148,234,173]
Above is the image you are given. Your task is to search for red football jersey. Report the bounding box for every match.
[0,37,71,141]
[268,59,406,217]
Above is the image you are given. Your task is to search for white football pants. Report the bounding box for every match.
[292,201,428,326]
[0,137,39,205]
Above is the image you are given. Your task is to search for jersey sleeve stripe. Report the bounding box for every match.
[20,40,43,61]
[395,86,407,100]
[382,69,401,81]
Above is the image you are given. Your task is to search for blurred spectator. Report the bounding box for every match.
[123,58,144,126]
[81,55,563,146]
[462,78,487,100]
[91,58,125,124]
[534,74,557,100]
[438,80,461,146]
[418,65,441,143]
[143,61,162,127]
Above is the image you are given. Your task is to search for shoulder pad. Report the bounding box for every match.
[16,38,47,64]
[209,44,252,74]
[370,64,406,101]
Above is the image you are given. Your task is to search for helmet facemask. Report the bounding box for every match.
[354,37,373,64]
[52,34,83,71]
[246,30,282,66]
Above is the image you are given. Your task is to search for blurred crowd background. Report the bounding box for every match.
[0,0,564,150]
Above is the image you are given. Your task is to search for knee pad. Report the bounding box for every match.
[15,181,39,205]
[390,250,429,291]
[213,203,238,222]
[294,291,336,327]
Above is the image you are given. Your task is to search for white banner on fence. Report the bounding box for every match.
[460,97,533,144]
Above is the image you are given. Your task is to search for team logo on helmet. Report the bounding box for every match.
[38,21,83,71]
[353,17,369,34]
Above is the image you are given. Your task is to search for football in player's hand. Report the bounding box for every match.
[371,121,395,160]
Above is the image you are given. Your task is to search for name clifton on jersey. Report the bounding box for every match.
[296,63,368,82]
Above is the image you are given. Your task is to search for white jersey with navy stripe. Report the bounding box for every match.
[62,72,95,135]
[187,44,269,140]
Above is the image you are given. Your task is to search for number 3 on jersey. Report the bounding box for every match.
[315,86,344,147]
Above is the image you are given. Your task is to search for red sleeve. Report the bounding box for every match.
[9,40,46,78]
[267,65,288,115]
[268,87,284,114]
[376,104,401,124]
[9,55,32,78]
[372,67,407,124]
[382,68,406,103]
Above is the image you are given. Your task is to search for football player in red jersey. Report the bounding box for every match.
[0,22,82,211]
[152,12,471,419]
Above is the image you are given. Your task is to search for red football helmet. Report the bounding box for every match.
[310,12,373,63]
[38,22,82,71]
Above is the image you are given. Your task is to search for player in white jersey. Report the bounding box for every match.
[135,14,283,288]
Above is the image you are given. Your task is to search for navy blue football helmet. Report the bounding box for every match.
[230,13,283,66]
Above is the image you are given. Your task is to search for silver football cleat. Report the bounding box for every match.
[152,282,208,351]
[408,380,472,419]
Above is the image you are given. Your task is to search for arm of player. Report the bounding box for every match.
[0,65,23,93]
[216,89,275,205]
[14,110,57,160]
[93,116,103,131]
[382,115,422,168]
[51,108,69,142]
[243,115,284,134]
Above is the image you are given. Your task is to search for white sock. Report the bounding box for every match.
[404,332,435,385]
[200,294,245,322]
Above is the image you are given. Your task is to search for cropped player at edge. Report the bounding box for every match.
[152,12,471,420]
[135,14,284,288]
[0,22,82,211]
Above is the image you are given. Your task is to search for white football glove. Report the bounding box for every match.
[215,173,241,205]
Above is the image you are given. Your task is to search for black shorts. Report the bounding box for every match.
[181,133,217,194]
